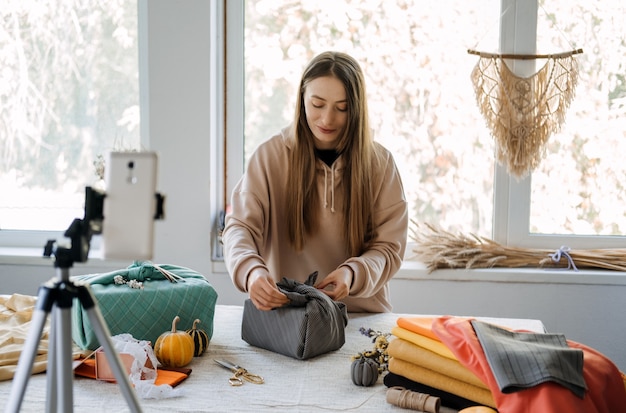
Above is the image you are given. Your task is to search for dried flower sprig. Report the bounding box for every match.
[113,275,143,289]
[351,327,391,374]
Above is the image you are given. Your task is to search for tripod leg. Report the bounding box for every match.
[5,284,56,413]
[77,285,143,413]
[55,304,76,413]
[46,307,58,413]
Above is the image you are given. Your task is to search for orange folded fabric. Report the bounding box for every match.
[154,368,191,387]
[396,316,442,342]
[74,358,189,388]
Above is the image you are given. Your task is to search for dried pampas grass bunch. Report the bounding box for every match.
[410,222,626,273]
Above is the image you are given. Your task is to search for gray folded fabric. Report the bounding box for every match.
[471,320,587,398]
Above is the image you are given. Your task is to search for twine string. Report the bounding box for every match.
[386,386,441,412]
[549,245,579,271]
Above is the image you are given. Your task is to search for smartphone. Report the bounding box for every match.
[102,151,158,261]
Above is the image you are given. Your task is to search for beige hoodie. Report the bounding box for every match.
[222,127,408,312]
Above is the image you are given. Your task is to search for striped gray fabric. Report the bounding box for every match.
[241,272,348,360]
[471,320,587,398]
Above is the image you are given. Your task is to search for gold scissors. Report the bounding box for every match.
[214,359,264,386]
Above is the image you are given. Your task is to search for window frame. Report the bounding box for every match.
[2,1,623,256]
[224,1,245,205]
[493,0,625,249]
[224,0,626,251]
[0,1,138,253]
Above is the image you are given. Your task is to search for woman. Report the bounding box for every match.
[223,51,408,313]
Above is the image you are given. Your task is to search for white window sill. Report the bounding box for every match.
[0,247,132,270]
[395,259,626,286]
[2,247,625,286]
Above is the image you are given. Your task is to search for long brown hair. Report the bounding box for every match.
[286,51,381,256]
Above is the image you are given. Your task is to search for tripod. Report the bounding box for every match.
[5,189,142,413]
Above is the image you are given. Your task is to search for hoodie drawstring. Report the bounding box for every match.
[330,164,336,213]
[323,167,328,209]
[322,164,336,213]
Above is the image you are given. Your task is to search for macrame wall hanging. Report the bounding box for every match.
[468,17,583,178]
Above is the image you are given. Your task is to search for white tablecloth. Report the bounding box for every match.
[0,304,544,412]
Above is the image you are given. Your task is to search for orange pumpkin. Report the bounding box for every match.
[154,316,195,367]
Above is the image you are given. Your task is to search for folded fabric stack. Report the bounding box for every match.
[385,315,626,412]
[385,316,496,411]
[432,316,626,412]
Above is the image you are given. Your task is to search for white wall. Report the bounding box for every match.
[137,0,249,305]
[2,0,625,374]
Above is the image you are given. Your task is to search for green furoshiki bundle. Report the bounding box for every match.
[71,261,218,351]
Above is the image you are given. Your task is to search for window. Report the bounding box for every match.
[0,1,140,247]
[497,0,626,249]
[227,0,626,250]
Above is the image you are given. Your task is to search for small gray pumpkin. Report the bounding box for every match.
[350,357,379,387]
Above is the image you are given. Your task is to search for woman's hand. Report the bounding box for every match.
[247,268,289,311]
[316,266,353,301]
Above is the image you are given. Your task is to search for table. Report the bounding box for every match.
[0,305,544,412]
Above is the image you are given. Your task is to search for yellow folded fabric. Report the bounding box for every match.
[387,338,488,390]
[391,325,457,360]
[0,294,48,381]
[0,294,84,381]
[389,357,496,408]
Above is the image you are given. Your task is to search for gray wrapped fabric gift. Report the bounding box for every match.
[241,272,348,360]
